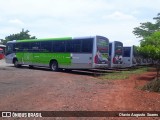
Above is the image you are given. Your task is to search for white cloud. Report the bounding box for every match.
[0,0,160,45]
[9,19,24,25]
[103,11,137,21]
[0,27,22,39]
[0,0,113,18]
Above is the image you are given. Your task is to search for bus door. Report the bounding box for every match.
[5,43,16,63]
[23,51,33,65]
[16,42,33,64]
[31,42,40,65]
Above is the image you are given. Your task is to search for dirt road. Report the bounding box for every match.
[0,59,160,119]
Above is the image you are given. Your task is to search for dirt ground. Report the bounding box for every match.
[0,59,160,120]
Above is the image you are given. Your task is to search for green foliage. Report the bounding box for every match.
[3,29,36,45]
[138,31,160,60]
[138,31,160,81]
[141,31,160,47]
[153,13,160,23]
[133,13,160,39]
[134,13,160,83]
[133,22,159,38]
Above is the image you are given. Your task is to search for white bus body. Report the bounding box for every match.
[109,41,123,68]
[5,36,109,71]
[122,46,137,68]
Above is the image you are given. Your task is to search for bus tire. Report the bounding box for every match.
[50,61,58,71]
[29,65,34,69]
[13,59,21,68]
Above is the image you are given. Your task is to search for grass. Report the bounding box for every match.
[99,67,148,80]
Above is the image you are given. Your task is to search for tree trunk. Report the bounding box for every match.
[156,62,160,80]
[158,64,160,80]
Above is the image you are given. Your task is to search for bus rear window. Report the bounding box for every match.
[97,39,108,53]
[123,47,131,57]
[115,42,123,55]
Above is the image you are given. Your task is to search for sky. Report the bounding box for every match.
[0,0,160,46]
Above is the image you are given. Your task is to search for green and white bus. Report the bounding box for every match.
[5,36,109,71]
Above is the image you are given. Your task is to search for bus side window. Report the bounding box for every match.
[31,42,40,52]
[66,40,81,53]
[81,39,93,53]
[22,42,31,52]
[53,41,65,52]
[40,41,52,52]
[15,43,25,52]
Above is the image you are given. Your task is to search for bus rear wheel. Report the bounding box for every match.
[50,61,58,71]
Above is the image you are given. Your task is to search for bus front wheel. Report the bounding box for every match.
[29,65,34,69]
[13,59,21,68]
[50,61,58,71]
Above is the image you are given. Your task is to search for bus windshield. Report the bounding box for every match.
[97,38,108,53]
[115,42,123,55]
[6,43,15,55]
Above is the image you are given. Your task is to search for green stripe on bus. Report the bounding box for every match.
[16,53,71,65]
[16,37,72,43]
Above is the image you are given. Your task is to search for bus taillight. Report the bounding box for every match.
[113,57,116,64]
[94,55,98,64]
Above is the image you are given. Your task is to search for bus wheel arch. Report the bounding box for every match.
[50,60,59,71]
[13,58,21,67]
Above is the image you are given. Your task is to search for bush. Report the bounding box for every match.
[142,79,160,92]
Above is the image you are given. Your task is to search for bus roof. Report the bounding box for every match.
[0,44,6,47]
[110,41,123,44]
[7,35,109,43]
[16,37,72,43]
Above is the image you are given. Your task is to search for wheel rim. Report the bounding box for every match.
[51,63,57,71]
[14,60,18,66]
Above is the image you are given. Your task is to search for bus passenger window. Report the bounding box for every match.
[66,40,81,53]
[81,39,93,53]
[40,41,52,52]
[53,41,65,52]
[31,42,40,52]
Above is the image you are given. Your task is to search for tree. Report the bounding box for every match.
[133,13,160,39]
[133,13,160,69]
[139,33,160,75]
[133,13,160,92]
[3,29,36,45]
